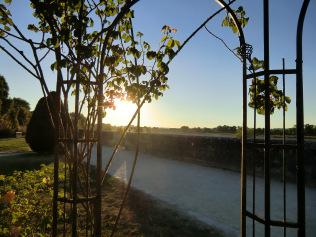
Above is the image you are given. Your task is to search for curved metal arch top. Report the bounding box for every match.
[216,0,246,46]
[296,1,310,237]
[214,2,249,237]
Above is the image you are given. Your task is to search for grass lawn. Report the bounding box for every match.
[0,137,31,152]
[0,137,54,175]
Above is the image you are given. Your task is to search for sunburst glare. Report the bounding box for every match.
[104,99,150,126]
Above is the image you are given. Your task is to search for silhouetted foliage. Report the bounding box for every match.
[180,125,190,130]
[221,8,291,115]
[237,125,316,137]
[69,112,86,129]
[25,92,57,153]
[0,128,15,138]
[304,124,316,136]
[0,75,31,136]
[0,75,9,101]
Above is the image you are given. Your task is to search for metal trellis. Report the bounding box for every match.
[239,0,310,236]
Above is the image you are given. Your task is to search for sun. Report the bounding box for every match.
[104,99,138,126]
[114,100,137,119]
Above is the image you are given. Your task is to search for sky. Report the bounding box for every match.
[0,0,315,128]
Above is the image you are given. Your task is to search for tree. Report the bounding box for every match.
[0,74,9,101]
[6,101,18,130]
[17,106,31,127]
[0,74,9,114]
[8,98,31,128]
[12,97,30,111]
[180,125,189,130]
[305,124,316,136]
[0,75,31,132]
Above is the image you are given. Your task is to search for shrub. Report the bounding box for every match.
[0,164,64,236]
[25,92,57,153]
[0,128,15,138]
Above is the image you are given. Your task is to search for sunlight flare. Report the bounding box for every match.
[104,99,146,126]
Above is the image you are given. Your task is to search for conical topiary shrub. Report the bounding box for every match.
[26,92,58,153]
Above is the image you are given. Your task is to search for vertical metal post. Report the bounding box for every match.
[241,45,247,237]
[282,58,287,237]
[252,60,257,237]
[296,1,309,236]
[263,1,271,237]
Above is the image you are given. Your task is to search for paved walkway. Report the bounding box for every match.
[92,146,316,237]
[0,151,27,157]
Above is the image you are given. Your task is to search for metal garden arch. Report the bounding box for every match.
[48,0,311,236]
[217,0,310,237]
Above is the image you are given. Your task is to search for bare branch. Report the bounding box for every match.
[0,45,39,79]
[204,25,242,61]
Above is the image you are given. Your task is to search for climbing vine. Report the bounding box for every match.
[221,5,290,115]
[0,0,180,120]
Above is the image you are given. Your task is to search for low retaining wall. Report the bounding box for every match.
[102,131,316,185]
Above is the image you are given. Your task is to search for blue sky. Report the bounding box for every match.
[0,0,315,128]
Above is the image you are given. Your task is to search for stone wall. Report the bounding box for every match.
[102,131,316,185]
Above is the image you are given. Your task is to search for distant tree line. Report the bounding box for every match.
[180,125,316,136]
[0,75,31,137]
[179,125,238,133]
[102,123,316,137]
[248,124,316,136]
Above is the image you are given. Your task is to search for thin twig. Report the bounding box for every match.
[110,17,141,237]
[204,25,241,61]
[0,45,39,78]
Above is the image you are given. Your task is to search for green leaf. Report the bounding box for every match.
[146,51,156,60]
[166,39,175,48]
[50,62,57,71]
[136,31,143,37]
[4,25,10,31]
[158,61,169,74]
[174,40,181,48]
[27,24,39,32]
[160,35,168,43]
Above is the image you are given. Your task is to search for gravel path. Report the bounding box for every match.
[91,146,316,237]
